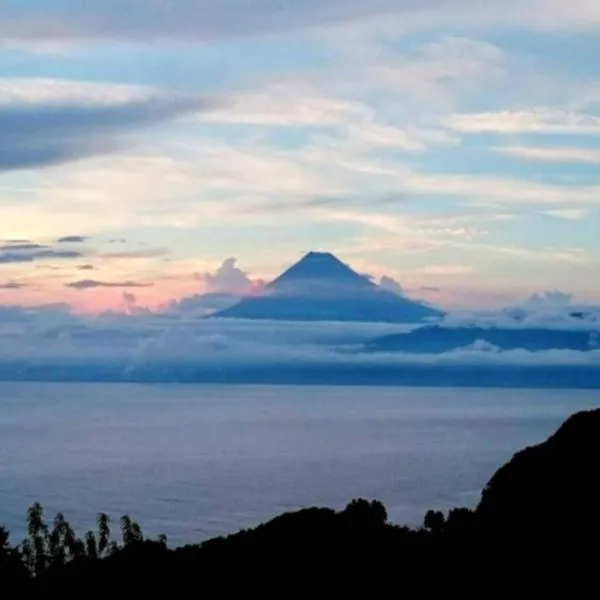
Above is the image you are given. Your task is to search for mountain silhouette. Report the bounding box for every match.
[365,325,598,353]
[212,251,443,323]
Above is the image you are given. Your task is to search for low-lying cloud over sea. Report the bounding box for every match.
[0,301,598,388]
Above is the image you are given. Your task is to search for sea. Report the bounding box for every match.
[0,383,598,545]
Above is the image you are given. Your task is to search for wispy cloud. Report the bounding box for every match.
[0,282,29,289]
[101,248,171,260]
[493,145,600,164]
[447,109,600,135]
[0,243,47,251]
[423,265,474,275]
[0,249,83,264]
[56,235,88,243]
[543,209,588,220]
[65,279,153,290]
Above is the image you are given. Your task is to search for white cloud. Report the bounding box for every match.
[447,109,600,135]
[198,257,259,295]
[201,85,365,128]
[395,170,600,206]
[493,145,600,164]
[442,301,600,331]
[200,81,456,152]
[527,290,574,306]
[544,209,587,220]
[423,265,474,275]
[165,258,266,317]
[0,77,152,106]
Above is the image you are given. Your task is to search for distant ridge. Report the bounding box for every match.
[212,251,443,323]
[365,325,598,353]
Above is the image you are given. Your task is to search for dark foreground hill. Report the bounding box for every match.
[213,251,443,323]
[3,408,600,592]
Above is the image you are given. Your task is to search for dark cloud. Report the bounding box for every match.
[108,239,127,244]
[421,286,442,292]
[102,248,170,260]
[0,249,83,264]
[65,279,153,290]
[56,235,88,243]
[0,282,28,289]
[77,264,96,271]
[0,94,215,172]
[2,239,33,245]
[0,243,47,251]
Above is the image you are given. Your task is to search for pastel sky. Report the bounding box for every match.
[1,0,599,313]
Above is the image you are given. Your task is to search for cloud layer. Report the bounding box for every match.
[2,0,600,45]
[0,301,597,387]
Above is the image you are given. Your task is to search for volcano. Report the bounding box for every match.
[212,251,443,323]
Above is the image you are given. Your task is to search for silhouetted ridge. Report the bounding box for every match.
[213,251,443,323]
[477,408,600,544]
[366,325,597,353]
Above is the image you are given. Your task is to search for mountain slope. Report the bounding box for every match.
[365,325,598,353]
[213,252,443,323]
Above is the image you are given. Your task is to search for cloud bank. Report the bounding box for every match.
[0,301,597,388]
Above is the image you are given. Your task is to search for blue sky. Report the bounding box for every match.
[0,0,599,312]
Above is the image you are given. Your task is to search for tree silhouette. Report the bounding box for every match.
[343,499,388,528]
[85,531,98,559]
[97,513,111,557]
[120,515,144,546]
[25,502,49,576]
[0,526,9,551]
[423,510,445,534]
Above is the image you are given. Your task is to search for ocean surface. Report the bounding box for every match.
[0,383,598,545]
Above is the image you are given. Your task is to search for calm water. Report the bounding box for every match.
[0,383,598,545]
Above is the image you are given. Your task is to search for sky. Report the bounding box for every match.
[1,0,599,314]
